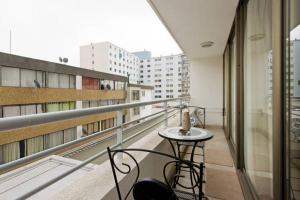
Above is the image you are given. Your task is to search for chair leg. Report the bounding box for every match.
[201,146,206,183]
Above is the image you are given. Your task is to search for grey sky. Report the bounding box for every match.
[0,0,182,66]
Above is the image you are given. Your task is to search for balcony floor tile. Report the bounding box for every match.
[180,127,244,200]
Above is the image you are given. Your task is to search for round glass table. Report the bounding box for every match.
[159,127,213,143]
[158,127,214,190]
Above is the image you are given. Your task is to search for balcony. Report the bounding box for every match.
[0,0,296,198]
[0,98,244,199]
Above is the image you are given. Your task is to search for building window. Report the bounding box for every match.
[3,106,20,117]
[69,75,75,89]
[0,66,20,87]
[26,136,44,156]
[0,142,20,163]
[132,90,140,101]
[44,131,63,149]
[20,69,36,87]
[47,73,59,88]
[82,77,99,90]
[133,107,140,116]
[59,74,70,88]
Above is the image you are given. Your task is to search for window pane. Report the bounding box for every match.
[47,73,59,88]
[82,124,88,136]
[3,106,20,117]
[64,128,76,143]
[37,104,44,113]
[101,120,106,130]
[69,75,76,89]
[100,100,108,106]
[36,71,45,88]
[1,142,20,163]
[69,101,75,110]
[105,119,109,129]
[93,122,99,133]
[1,66,20,87]
[61,102,70,111]
[90,101,99,107]
[20,69,36,87]
[44,131,63,149]
[26,136,44,155]
[47,103,60,112]
[20,105,36,115]
[82,101,90,108]
[59,74,69,88]
[243,0,273,198]
[88,123,93,134]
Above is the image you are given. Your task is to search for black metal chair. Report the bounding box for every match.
[107,147,206,200]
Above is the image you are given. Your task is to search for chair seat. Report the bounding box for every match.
[133,178,177,200]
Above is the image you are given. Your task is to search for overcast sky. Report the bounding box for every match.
[0,0,182,66]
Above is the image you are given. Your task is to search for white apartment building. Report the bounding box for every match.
[134,52,189,99]
[80,42,140,83]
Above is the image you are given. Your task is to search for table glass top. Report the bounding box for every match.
[159,127,213,141]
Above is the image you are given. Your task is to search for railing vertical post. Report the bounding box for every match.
[179,99,183,126]
[164,101,168,128]
[116,110,123,158]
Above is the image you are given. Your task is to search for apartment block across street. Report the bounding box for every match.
[134,51,190,99]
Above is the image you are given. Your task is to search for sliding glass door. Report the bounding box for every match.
[243,0,273,198]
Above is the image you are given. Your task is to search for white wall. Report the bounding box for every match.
[140,88,153,117]
[190,56,223,126]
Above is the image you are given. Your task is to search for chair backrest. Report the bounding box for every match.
[107,147,204,200]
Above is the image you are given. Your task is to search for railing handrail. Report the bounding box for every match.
[14,111,179,200]
[0,97,188,132]
[0,97,189,199]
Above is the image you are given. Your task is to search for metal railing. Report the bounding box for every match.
[0,97,190,199]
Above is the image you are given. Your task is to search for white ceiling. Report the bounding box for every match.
[147,0,239,59]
